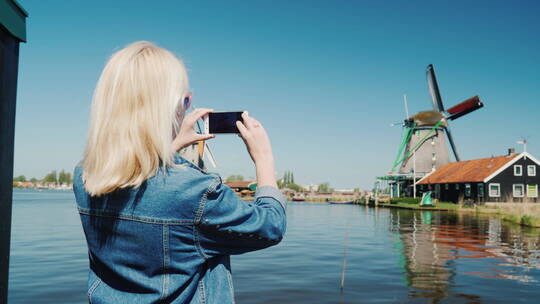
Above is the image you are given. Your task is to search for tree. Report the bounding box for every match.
[57,169,72,184]
[279,170,302,192]
[14,175,26,182]
[282,170,295,185]
[30,177,38,183]
[286,183,303,192]
[58,170,66,184]
[44,170,57,184]
[318,182,330,193]
[225,175,244,182]
[277,178,284,189]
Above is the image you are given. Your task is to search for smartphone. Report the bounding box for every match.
[204,111,244,134]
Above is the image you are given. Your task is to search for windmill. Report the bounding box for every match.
[179,112,217,170]
[391,64,484,176]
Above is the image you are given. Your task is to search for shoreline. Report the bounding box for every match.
[14,188,540,228]
[357,199,540,228]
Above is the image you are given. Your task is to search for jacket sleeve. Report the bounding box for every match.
[196,177,287,257]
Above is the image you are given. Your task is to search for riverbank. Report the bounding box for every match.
[464,204,540,228]
[13,182,72,190]
[359,198,540,228]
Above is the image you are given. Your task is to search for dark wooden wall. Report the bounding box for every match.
[0,25,20,301]
[488,156,540,203]
[422,182,482,203]
[420,155,540,203]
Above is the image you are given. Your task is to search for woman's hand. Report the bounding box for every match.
[172,108,215,152]
[236,112,277,188]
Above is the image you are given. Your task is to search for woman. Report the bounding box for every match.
[73,41,286,303]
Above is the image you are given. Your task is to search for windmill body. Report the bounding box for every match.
[380,64,484,198]
[398,125,450,175]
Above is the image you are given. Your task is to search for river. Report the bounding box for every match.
[8,189,540,303]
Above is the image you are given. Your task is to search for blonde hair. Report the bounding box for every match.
[82,41,189,196]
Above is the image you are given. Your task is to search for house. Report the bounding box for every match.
[224,181,256,192]
[304,184,319,192]
[416,151,539,203]
[223,180,257,199]
[14,181,34,188]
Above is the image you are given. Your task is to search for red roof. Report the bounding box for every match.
[224,181,253,188]
[417,154,517,184]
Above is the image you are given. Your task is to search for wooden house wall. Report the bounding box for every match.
[487,156,539,203]
[420,182,484,203]
[419,155,539,203]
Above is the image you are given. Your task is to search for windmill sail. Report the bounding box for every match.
[444,126,460,161]
[447,95,483,120]
[204,142,217,168]
[426,64,445,112]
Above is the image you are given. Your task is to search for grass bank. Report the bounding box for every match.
[360,197,540,228]
[378,198,459,211]
[471,204,540,228]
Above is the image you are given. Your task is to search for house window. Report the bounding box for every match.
[465,183,471,197]
[455,184,459,190]
[478,184,484,197]
[528,165,536,176]
[514,165,522,176]
[489,183,500,197]
[435,184,440,194]
[527,185,538,198]
[513,184,524,198]
[444,184,449,190]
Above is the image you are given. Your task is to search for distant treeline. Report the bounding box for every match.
[225,170,360,193]
[13,169,72,185]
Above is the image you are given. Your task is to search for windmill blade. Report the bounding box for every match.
[195,119,217,168]
[426,64,445,112]
[444,126,461,161]
[204,142,217,168]
[403,94,410,118]
[447,95,483,120]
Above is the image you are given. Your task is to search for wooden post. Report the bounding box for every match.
[0,28,20,303]
[0,1,28,301]
[413,152,417,198]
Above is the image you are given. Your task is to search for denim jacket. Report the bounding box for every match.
[73,155,287,304]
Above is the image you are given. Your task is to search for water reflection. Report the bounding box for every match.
[388,209,540,300]
[10,191,540,303]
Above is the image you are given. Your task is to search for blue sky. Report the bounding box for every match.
[14,0,540,189]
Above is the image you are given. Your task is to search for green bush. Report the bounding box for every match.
[285,183,303,192]
[521,215,540,228]
[502,214,521,224]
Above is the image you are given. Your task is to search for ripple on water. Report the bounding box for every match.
[8,190,540,303]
